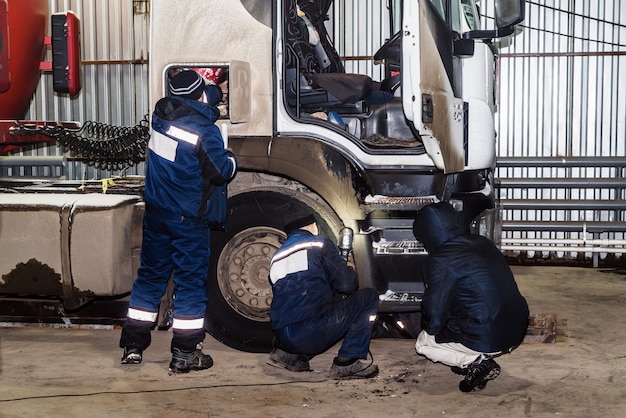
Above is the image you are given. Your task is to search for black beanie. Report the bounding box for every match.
[284,212,317,233]
[169,70,205,100]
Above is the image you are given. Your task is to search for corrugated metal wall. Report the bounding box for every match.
[489,1,626,157]
[20,0,150,179]
[331,0,389,81]
[486,0,626,261]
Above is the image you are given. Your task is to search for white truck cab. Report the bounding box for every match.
[147,0,524,352]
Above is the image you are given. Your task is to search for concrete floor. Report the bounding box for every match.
[1,265,626,417]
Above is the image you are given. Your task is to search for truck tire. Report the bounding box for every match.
[205,188,341,353]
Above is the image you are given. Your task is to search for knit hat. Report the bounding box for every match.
[284,211,317,233]
[169,70,205,100]
[204,84,223,106]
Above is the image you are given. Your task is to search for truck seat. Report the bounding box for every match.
[284,0,373,110]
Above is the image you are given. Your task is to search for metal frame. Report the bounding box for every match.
[497,156,625,265]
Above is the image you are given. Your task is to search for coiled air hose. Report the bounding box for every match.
[14,116,151,171]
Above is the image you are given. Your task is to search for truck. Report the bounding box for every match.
[0,0,525,352]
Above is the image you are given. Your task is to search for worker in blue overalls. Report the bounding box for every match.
[119,70,237,373]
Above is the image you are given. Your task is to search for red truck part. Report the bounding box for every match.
[0,1,82,153]
[0,0,48,119]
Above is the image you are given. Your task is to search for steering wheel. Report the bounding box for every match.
[374,31,402,94]
[374,30,402,62]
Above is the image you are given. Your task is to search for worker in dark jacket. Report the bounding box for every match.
[412,202,529,392]
[268,211,380,379]
[120,70,237,373]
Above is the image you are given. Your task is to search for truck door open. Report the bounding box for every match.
[401,0,466,174]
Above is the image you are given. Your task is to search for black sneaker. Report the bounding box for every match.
[451,366,468,375]
[121,347,143,364]
[458,356,501,392]
[329,358,379,380]
[267,348,310,372]
[168,348,214,373]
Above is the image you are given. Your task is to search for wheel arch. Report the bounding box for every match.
[231,135,368,227]
[229,134,378,291]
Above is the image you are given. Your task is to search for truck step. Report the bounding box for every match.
[364,194,438,210]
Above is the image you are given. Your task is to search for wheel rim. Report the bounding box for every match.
[216,226,285,322]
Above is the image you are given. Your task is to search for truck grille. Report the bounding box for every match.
[379,290,423,303]
[374,240,427,255]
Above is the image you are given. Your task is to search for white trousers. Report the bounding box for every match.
[415,330,500,368]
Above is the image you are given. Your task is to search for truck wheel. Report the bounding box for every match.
[205,189,341,353]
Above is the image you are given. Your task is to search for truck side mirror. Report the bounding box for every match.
[495,0,525,29]
[463,0,525,40]
[51,11,81,95]
[454,38,475,58]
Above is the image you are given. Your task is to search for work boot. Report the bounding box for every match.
[266,348,310,372]
[458,355,501,392]
[120,347,143,364]
[329,358,379,380]
[168,347,214,373]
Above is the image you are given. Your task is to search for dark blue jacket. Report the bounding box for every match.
[145,96,237,227]
[269,230,358,329]
[413,203,529,353]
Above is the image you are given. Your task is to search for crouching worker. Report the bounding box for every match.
[412,202,529,392]
[267,211,380,380]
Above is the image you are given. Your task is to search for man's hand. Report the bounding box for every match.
[347,257,356,271]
